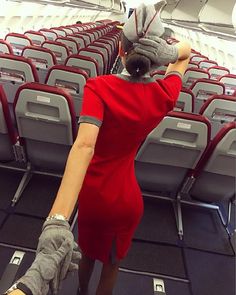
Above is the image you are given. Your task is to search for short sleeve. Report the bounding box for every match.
[79,79,104,127]
[158,72,183,106]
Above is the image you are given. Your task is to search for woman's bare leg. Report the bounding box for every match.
[96,262,119,295]
[78,253,95,295]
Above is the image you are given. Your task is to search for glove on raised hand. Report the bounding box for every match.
[17,239,75,295]
[36,219,81,295]
[134,36,178,67]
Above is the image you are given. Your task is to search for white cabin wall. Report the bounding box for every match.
[0,0,101,39]
[167,24,236,74]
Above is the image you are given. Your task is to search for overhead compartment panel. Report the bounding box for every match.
[172,0,207,22]
[199,0,235,26]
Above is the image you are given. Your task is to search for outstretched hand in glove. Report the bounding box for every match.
[8,219,81,295]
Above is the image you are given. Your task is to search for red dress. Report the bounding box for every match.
[78,72,182,263]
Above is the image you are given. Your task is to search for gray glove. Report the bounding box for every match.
[36,219,81,295]
[134,36,178,67]
[17,239,75,295]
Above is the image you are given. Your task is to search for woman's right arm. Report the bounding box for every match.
[165,41,191,77]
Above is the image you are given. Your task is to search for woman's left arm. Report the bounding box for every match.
[49,122,100,220]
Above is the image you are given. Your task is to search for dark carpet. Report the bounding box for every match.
[134,198,179,245]
[0,168,24,210]
[0,214,44,249]
[185,248,235,295]
[0,211,7,226]
[120,241,187,279]
[182,204,234,255]
[14,174,61,218]
[135,197,234,255]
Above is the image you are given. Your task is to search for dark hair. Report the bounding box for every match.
[76,21,82,24]
[120,32,151,78]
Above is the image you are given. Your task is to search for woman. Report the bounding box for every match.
[5,3,191,295]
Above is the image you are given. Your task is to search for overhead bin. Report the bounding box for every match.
[199,0,236,36]
[171,0,207,22]
[161,0,236,38]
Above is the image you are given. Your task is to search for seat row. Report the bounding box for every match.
[1,83,235,237]
[135,111,236,238]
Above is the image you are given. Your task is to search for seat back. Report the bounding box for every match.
[39,29,58,41]
[199,95,236,138]
[183,68,210,88]
[175,89,194,113]
[190,79,225,112]
[0,54,38,105]
[0,85,17,161]
[78,48,105,75]
[22,46,57,83]
[14,82,77,172]
[5,33,32,56]
[208,66,230,80]
[198,60,217,70]
[0,39,13,54]
[88,44,109,73]
[65,54,98,77]
[219,74,236,96]
[67,35,86,49]
[24,31,46,46]
[45,65,88,116]
[190,122,236,202]
[135,112,211,195]
[42,41,70,64]
[56,37,79,55]
[51,28,67,37]
[190,55,208,63]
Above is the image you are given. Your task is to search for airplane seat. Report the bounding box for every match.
[60,27,74,35]
[67,34,86,49]
[88,43,110,74]
[175,88,195,113]
[94,40,112,61]
[39,29,58,41]
[187,62,199,69]
[45,64,88,117]
[190,78,225,113]
[24,30,47,46]
[190,55,209,63]
[0,85,18,162]
[208,66,230,80]
[218,74,236,96]
[198,60,218,70]
[75,33,91,46]
[5,33,33,56]
[56,37,79,55]
[50,28,67,37]
[199,95,236,138]
[150,70,165,80]
[0,39,13,55]
[78,48,105,75]
[67,26,79,34]
[186,122,236,228]
[65,54,99,78]
[98,38,116,61]
[135,111,211,194]
[0,54,39,121]
[183,68,210,88]
[42,40,70,64]
[22,46,57,83]
[135,111,211,236]
[13,82,77,173]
